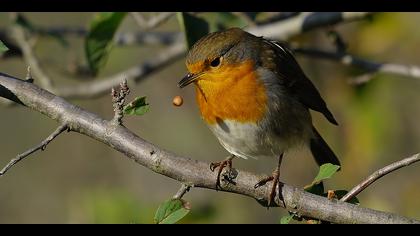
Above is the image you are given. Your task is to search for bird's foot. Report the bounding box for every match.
[254,168,284,208]
[210,155,235,190]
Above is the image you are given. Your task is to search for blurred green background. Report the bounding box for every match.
[1,12,420,223]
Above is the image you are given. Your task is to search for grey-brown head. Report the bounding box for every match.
[179,28,261,88]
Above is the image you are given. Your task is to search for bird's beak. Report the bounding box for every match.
[178,72,203,88]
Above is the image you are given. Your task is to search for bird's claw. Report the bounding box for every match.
[254,169,281,208]
[210,157,234,190]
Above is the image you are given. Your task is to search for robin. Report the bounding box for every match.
[178,28,340,206]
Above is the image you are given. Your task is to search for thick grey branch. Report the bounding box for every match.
[0,123,68,176]
[0,73,418,224]
[340,153,420,203]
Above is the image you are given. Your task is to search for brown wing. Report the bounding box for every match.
[263,39,338,125]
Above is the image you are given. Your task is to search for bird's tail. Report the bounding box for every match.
[310,126,341,167]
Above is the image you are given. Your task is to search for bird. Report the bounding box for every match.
[178,27,340,206]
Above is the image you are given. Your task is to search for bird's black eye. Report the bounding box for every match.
[210,57,221,67]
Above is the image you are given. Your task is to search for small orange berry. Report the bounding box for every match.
[172,95,183,107]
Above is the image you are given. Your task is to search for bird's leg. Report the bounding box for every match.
[254,153,284,207]
[210,155,235,189]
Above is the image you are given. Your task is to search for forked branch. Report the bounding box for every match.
[0,124,68,176]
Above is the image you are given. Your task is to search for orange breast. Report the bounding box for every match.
[195,60,268,124]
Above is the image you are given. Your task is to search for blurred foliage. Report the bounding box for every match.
[85,12,126,75]
[67,188,217,224]
[176,13,209,49]
[0,12,420,224]
[69,189,152,223]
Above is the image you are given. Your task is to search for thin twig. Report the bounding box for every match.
[0,124,68,176]
[293,48,420,83]
[173,184,192,199]
[11,23,54,91]
[340,153,420,202]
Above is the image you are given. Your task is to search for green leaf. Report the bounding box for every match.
[85,12,126,75]
[333,190,360,205]
[304,163,340,196]
[280,215,293,224]
[0,40,8,53]
[176,12,209,49]
[313,163,341,184]
[123,96,150,116]
[154,199,191,224]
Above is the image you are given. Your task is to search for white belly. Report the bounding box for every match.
[208,119,286,160]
